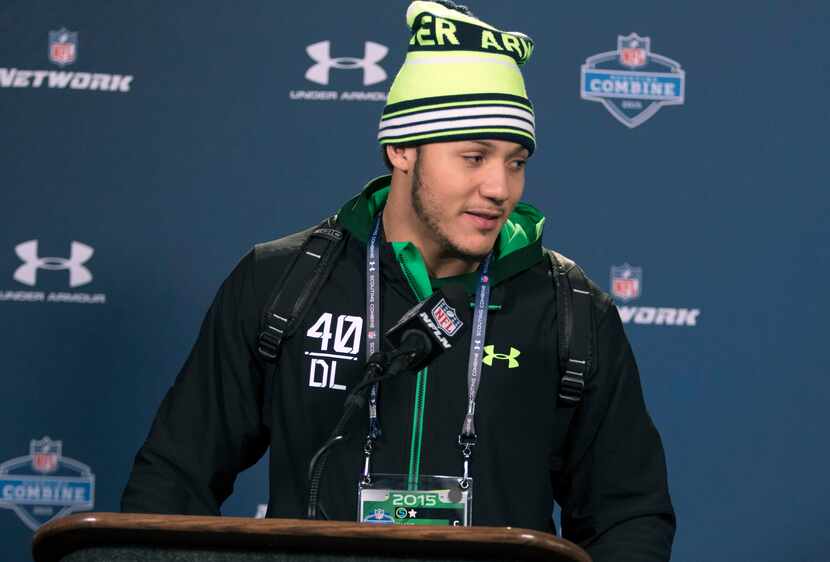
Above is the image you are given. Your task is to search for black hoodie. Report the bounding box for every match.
[122,176,676,561]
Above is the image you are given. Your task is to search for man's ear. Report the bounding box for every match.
[386,144,418,174]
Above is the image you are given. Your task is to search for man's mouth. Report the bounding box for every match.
[463,209,504,230]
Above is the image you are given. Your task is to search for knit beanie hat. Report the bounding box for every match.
[378,1,536,155]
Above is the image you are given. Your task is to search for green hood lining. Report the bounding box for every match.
[338,175,546,295]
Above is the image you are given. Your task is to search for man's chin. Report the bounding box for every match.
[444,237,498,262]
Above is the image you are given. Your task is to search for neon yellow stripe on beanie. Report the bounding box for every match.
[386,52,529,105]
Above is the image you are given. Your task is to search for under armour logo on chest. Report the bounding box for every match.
[482,345,521,368]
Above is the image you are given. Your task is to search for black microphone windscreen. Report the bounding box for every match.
[384,285,470,367]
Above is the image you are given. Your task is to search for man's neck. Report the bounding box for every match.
[382,184,481,279]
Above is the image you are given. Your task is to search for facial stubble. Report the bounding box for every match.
[410,151,491,263]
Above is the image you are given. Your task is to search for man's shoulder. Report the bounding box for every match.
[253,223,321,264]
[240,222,332,307]
[247,217,355,305]
[541,247,614,320]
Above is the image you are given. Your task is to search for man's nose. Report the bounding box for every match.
[478,164,510,203]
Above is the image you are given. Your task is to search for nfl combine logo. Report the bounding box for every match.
[611,264,642,302]
[580,33,685,128]
[0,437,95,531]
[49,29,77,67]
[363,507,394,523]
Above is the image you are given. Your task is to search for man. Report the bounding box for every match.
[122,2,676,560]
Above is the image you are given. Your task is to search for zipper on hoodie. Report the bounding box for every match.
[394,245,432,490]
[407,367,427,489]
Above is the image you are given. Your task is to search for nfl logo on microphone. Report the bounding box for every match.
[611,264,642,302]
[431,299,463,337]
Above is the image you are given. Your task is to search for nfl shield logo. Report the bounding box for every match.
[30,437,61,474]
[619,34,649,68]
[49,28,77,67]
[611,264,642,302]
[431,299,463,337]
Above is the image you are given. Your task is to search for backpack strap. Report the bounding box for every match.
[547,249,595,472]
[549,250,594,405]
[257,216,348,362]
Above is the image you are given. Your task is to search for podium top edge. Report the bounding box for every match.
[32,512,591,562]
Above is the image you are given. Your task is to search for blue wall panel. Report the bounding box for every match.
[2,1,828,560]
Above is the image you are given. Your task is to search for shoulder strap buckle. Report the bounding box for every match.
[558,358,586,403]
[257,312,290,360]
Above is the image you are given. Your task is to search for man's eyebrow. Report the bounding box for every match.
[462,140,529,158]
[508,145,530,158]
[467,140,496,149]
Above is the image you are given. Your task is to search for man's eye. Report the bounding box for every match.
[463,155,484,164]
[511,159,527,170]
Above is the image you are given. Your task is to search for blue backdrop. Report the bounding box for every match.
[2,1,829,560]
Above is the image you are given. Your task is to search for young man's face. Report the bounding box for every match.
[410,139,528,261]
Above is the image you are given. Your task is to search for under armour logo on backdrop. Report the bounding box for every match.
[14,240,94,288]
[305,41,388,86]
[483,345,521,368]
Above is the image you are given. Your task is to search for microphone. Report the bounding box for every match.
[306,285,470,520]
[383,283,470,371]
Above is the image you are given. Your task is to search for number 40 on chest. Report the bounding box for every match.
[305,312,364,391]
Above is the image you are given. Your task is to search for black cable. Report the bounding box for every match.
[306,334,433,520]
[306,351,405,519]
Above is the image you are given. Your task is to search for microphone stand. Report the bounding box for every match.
[306,340,426,520]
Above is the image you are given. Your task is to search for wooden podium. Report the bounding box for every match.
[32,513,591,562]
